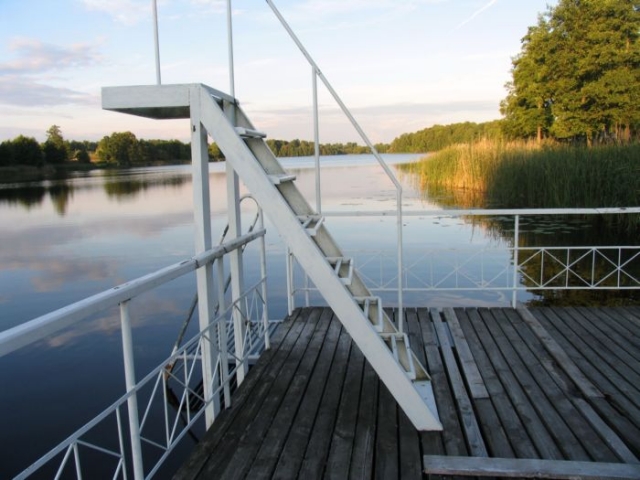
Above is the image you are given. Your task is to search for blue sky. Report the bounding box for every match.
[0,0,555,144]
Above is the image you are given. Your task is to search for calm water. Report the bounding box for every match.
[0,153,622,477]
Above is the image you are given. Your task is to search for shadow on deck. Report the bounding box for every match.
[174,306,640,479]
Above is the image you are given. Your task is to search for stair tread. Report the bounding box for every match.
[267,173,296,185]
[236,127,267,139]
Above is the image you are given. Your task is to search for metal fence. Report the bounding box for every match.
[1,230,270,479]
[287,208,640,310]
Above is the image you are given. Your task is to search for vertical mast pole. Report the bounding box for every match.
[152,0,162,85]
[227,0,235,98]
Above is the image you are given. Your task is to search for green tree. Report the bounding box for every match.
[43,125,68,164]
[0,140,14,167]
[503,0,640,144]
[97,132,143,166]
[11,135,43,166]
[501,16,553,141]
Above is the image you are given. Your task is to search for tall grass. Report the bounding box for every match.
[407,140,640,209]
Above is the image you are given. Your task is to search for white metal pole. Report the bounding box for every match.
[512,215,520,308]
[286,248,294,315]
[190,87,218,428]
[120,301,145,480]
[312,67,321,214]
[227,0,235,98]
[258,209,270,349]
[216,259,231,407]
[397,190,404,331]
[152,0,161,85]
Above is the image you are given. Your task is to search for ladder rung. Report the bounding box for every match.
[298,215,324,236]
[355,296,384,332]
[268,173,296,185]
[327,257,354,285]
[235,127,267,139]
[380,332,417,380]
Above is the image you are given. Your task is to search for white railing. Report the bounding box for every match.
[287,208,640,309]
[1,229,271,479]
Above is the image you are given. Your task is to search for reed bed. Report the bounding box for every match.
[406,140,640,209]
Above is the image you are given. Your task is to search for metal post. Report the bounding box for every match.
[397,190,404,331]
[312,67,321,214]
[190,87,219,428]
[226,0,235,98]
[120,301,144,480]
[512,215,520,308]
[226,161,248,385]
[258,209,270,349]
[216,259,231,407]
[152,0,161,85]
[286,248,294,315]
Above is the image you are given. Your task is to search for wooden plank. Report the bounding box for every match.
[416,308,467,457]
[443,307,489,399]
[572,398,639,464]
[406,309,445,480]
[204,308,327,479]
[518,307,603,398]
[465,308,563,460]
[540,308,640,421]
[295,325,352,478]
[536,309,640,452]
[563,307,640,387]
[455,308,538,459]
[245,309,335,479]
[585,308,640,362]
[495,309,614,462]
[615,307,640,336]
[175,309,303,480]
[599,307,640,339]
[374,383,398,480]
[506,309,581,398]
[423,455,640,479]
[249,309,340,479]
[348,361,379,480]
[398,407,423,480]
[479,308,589,461]
[324,341,365,479]
[432,308,488,458]
[395,310,425,480]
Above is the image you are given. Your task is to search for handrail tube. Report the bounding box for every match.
[0,229,265,358]
[320,207,640,218]
[265,0,405,315]
[13,280,267,479]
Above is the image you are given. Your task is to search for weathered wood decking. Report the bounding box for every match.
[174,306,640,479]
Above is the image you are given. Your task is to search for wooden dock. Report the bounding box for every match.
[174,306,640,479]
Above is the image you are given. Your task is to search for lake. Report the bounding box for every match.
[0,153,635,477]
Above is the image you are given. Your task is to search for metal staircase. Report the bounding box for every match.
[102,83,441,431]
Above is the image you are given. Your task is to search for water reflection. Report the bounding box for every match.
[0,185,47,209]
[399,166,640,306]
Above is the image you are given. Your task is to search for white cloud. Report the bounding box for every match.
[0,76,97,106]
[0,38,100,75]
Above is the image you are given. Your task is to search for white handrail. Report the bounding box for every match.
[264,0,406,320]
[0,229,265,358]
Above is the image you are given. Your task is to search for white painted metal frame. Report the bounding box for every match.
[2,231,269,480]
[287,208,640,309]
[265,0,406,321]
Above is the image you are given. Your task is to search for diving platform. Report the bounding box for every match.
[174,306,640,479]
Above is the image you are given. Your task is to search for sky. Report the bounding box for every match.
[0,0,556,144]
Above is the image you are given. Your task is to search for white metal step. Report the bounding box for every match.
[297,215,324,236]
[267,173,296,185]
[327,257,354,285]
[235,127,267,139]
[380,332,417,380]
[354,296,384,332]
